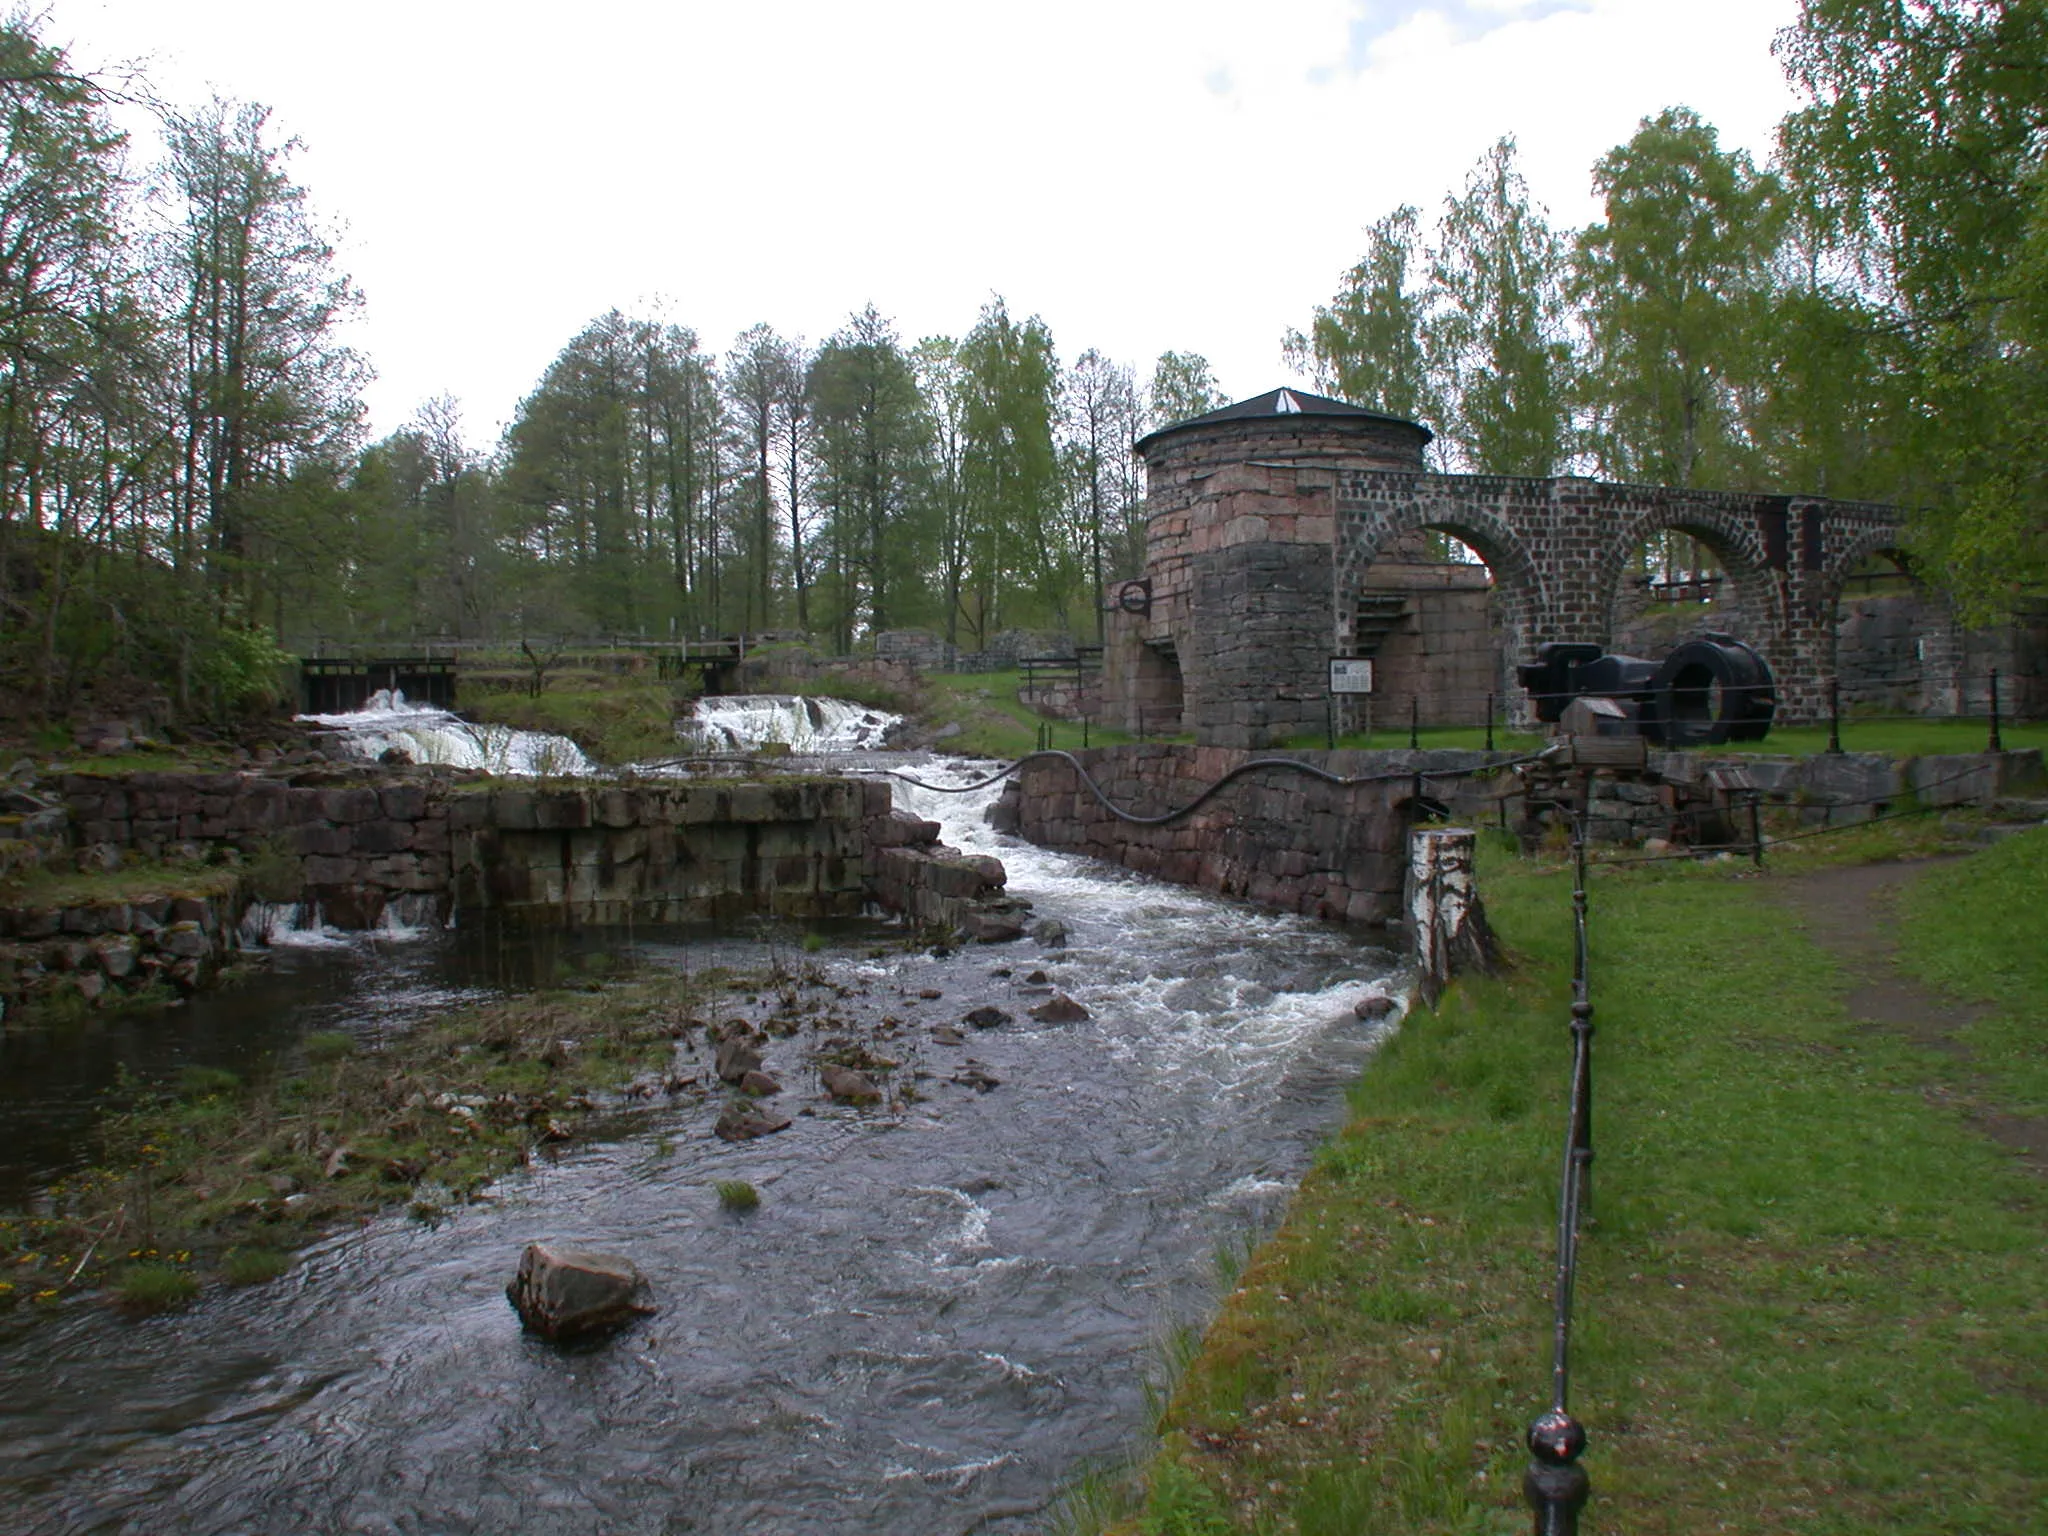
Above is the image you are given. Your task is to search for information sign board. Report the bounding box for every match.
[1328,657,1375,695]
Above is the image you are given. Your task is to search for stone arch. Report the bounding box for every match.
[1597,495,1786,666]
[1820,531,1964,716]
[1335,484,1548,728]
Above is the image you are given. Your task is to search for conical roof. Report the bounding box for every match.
[1135,387,1430,453]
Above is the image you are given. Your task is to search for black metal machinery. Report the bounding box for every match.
[1517,632,1776,749]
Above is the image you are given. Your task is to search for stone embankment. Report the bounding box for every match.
[0,766,1016,1014]
[1003,745,1481,927]
[0,883,246,1012]
[1002,744,2046,929]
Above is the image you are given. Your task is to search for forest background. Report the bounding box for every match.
[0,1,2041,721]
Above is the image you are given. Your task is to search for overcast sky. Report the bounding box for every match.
[44,0,1803,449]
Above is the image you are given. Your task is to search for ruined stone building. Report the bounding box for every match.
[1098,389,2043,749]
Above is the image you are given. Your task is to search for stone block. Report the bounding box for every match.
[535,791,592,830]
[351,820,415,855]
[322,786,382,824]
[492,789,538,830]
[379,784,429,820]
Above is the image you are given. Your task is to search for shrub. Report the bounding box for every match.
[714,1179,760,1212]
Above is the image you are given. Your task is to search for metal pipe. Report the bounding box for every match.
[1989,668,2003,752]
[1827,678,1841,755]
[1409,695,1420,750]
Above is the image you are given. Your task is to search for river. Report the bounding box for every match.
[0,698,1403,1534]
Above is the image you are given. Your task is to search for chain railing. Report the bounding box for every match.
[1524,777,1599,1532]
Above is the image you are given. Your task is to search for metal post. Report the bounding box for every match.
[1082,715,1090,750]
[1409,695,1420,751]
[1524,775,1595,1536]
[1486,691,1496,752]
[1827,678,1842,755]
[1326,694,1335,751]
[1989,668,2003,752]
[1748,791,1764,870]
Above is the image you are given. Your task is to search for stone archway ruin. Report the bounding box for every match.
[1099,388,1961,749]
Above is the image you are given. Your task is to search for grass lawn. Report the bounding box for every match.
[1101,819,2047,1535]
[1286,717,2045,758]
[462,673,688,765]
[922,670,1138,758]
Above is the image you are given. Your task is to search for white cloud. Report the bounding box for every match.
[44,0,1801,445]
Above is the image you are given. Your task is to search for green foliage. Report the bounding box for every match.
[1426,138,1576,475]
[1573,107,1785,489]
[808,307,935,645]
[193,620,293,711]
[115,1260,200,1312]
[1776,0,2048,617]
[1282,204,1436,423]
[1147,351,1224,428]
[959,297,1064,645]
[220,1247,290,1286]
[714,1179,760,1212]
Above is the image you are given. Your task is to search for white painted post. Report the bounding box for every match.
[1409,826,1498,1008]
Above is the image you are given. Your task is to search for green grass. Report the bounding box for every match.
[1134,823,2047,1535]
[1279,716,2047,758]
[1896,824,2048,1117]
[220,1246,291,1286]
[113,1260,200,1312]
[463,674,688,766]
[922,669,1137,759]
[714,1179,760,1212]
[0,855,240,911]
[1717,717,2047,758]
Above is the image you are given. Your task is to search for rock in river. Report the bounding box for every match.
[505,1242,655,1342]
[1028,993,1091,1024]
[715,1037,764,1084]
[821,1065,882,1105]
[963,1006,1011,1030]
[715,1101,792,1142]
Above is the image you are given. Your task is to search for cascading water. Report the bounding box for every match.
[676,694,900,754]
[0,737,1406,1535]
[301,689,592,775]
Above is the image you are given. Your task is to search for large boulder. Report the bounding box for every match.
[505,1242,654,1342]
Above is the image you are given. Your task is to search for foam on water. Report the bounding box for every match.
[299,689,592,775]
[677,694,901,754]
[239,894,444,950]
[883,758,1401,1095]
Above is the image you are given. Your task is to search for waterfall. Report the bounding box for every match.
[299,689,593,775]
[676,694,901,754]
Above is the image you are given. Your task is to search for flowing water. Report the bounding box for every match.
[300,690,595,775]
[675,695,900,755]
[0,699,1404,1535]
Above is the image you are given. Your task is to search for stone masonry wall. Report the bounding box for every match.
[49,769,1007,933]
[1009,745,1512,927]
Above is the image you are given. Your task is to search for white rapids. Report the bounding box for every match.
[299,689,592,775]
[677,694,901,754]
